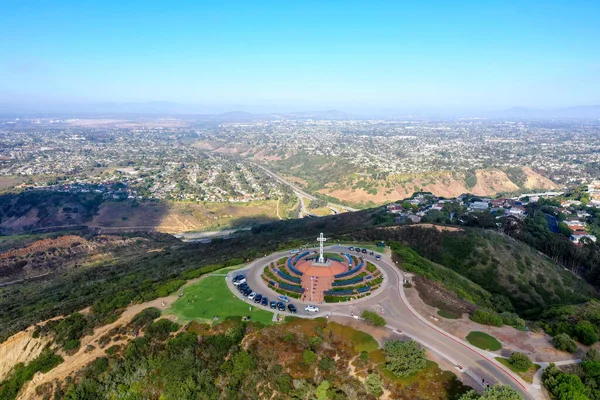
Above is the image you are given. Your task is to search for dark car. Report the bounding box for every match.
[270,301,277,309]
[287,304,297,313]
[261,297,268,306]
[355,248,361,253]
[362,248,367,253]
[254,294,262,303]
[277,302,285,311]
[243,288,252,296]
[238,284,248,291]
[375,255,381,260]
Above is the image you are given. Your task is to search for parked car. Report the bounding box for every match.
[305,305,320,312]
[232,275,246,285]
[254,294,262,303]
[248,292,257,300]
[261,297,268,306]
[355,248,361,253]
[243,288,252,296]
[349,246,354,250]
[290,249,300,254]
[375,255,381,260]
[362,249,367,254]
[288,304,297,313]
[277,295,290,303]
[277,302,285,311]
[270,301,277,309]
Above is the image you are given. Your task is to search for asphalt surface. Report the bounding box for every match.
[227,245,537,399]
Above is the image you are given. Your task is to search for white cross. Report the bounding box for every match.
[317,233,327,263]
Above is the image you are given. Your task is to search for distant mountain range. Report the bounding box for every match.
[498,105,600,119]
[1,101,599,120]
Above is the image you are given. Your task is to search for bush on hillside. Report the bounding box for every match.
[552,333,578,353]
[508,352,533,371]
[574,320,599,346]
[470,310,503,327]
[383,340,426,377]
[361,310,386,327]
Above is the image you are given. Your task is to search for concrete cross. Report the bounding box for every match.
[317,232,327,263]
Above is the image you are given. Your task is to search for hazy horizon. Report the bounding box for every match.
[1,1,599,110]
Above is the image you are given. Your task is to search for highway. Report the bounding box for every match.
[252,163,358,214]
[229,245,538,399]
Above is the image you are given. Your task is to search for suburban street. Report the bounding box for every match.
[229,245,537,399]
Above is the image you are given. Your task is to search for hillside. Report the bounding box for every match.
[357,226,596,316]
[0,191,297,235]
[265,154,557,207]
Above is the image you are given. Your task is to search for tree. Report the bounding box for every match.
[361,310,386,327]
[584,348,600,363]
[309,336,323,350]
[303,349,317,365]
[365,374,383,397]
[459,384,523,399]
[575,320,599,346]
[383,340,426,377]
[552,333,578,353]
[507,352,532,371]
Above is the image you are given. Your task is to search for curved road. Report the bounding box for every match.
[228,245,538,399]
[252,163,358,213]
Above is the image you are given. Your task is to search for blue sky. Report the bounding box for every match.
[1,0,599,111]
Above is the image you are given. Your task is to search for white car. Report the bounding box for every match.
[232,277,246,286]
[277,295,290,303]
[305,305,320,312]
[248,292,257,300]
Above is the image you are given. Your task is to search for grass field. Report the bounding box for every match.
[166,276,274,325]
[466,331,502,351]
[495,357,541,383]
[437,309,461,319]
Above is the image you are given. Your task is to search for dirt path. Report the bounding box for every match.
[276,199,282,220]
[16,276,207,400]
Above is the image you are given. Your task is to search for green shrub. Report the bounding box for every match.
[383,340,426,377]
[470,310,503,327]
[365,374,383,396]
[507,352,533,371]
[145,319,179,341]
[552,333,578,353]
[303,349,317,365]
[361,310,386,327]
[574,320,599,346]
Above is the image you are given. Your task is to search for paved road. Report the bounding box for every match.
[252,163,358,213]
[228,245,537,399]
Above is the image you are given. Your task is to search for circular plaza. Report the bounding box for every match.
[234,235,388,306]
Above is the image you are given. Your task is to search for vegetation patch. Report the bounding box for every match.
[166,276,274,325]
[495,356,540,384]
[466,331,502,351]
[437,309,461,319]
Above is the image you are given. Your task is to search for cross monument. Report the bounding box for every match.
[317,233,327,263]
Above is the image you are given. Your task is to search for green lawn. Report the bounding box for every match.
[495,357,541,383]
[466,331,502,351]
[437,310,461,319]
[166,276,274,325]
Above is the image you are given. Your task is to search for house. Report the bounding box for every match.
[469,201,490,211]
[571,232,597,244]
[507,206,526,217]
[431,203,444,211]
